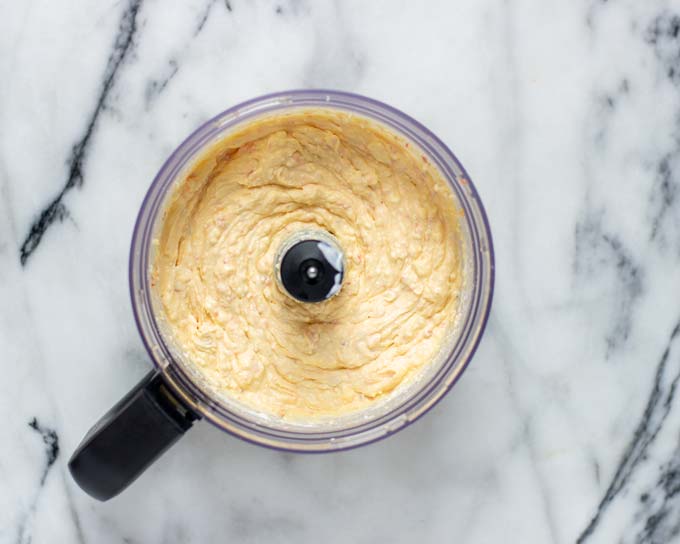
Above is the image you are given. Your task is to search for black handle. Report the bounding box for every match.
[68,370,198,501]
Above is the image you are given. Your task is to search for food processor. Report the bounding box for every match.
[68,90,495,501]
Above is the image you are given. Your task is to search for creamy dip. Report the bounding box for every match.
[152,109,463,419]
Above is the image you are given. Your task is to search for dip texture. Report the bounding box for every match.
[152,110,463,419]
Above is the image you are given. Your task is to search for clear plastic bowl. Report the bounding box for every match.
[129,90,495,452]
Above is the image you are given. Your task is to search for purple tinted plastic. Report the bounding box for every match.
[129,90,495,452]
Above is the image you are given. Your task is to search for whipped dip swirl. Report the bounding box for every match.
[152,109,463,419]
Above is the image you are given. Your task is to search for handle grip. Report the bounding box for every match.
[68,370,198,501]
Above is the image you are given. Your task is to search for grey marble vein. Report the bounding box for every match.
[145,0,236,111]
[300,2,365,89]
[491,317,561,544]
[274,0,308,18]
[498,0,529,308]
[650,155,680,250]
[145,59,179,109]
[592,79,630,150]
[194,0,219,37]
[574,210,644,356]
[60,473,87,544]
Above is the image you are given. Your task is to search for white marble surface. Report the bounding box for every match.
[2,0,680,542]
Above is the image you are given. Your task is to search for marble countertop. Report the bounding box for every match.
[2,0,680,542]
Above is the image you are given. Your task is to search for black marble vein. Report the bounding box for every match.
[647,122,680,255]
[644,12,680,253]
[577,319,680,543]
[28,418,60,485]
[633,445,680,544]
[16,419,61,544]
[588,8,680,256]
[18,0,143,266]
[574,212,643,355]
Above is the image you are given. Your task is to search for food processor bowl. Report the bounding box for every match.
[69,90,494,501]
